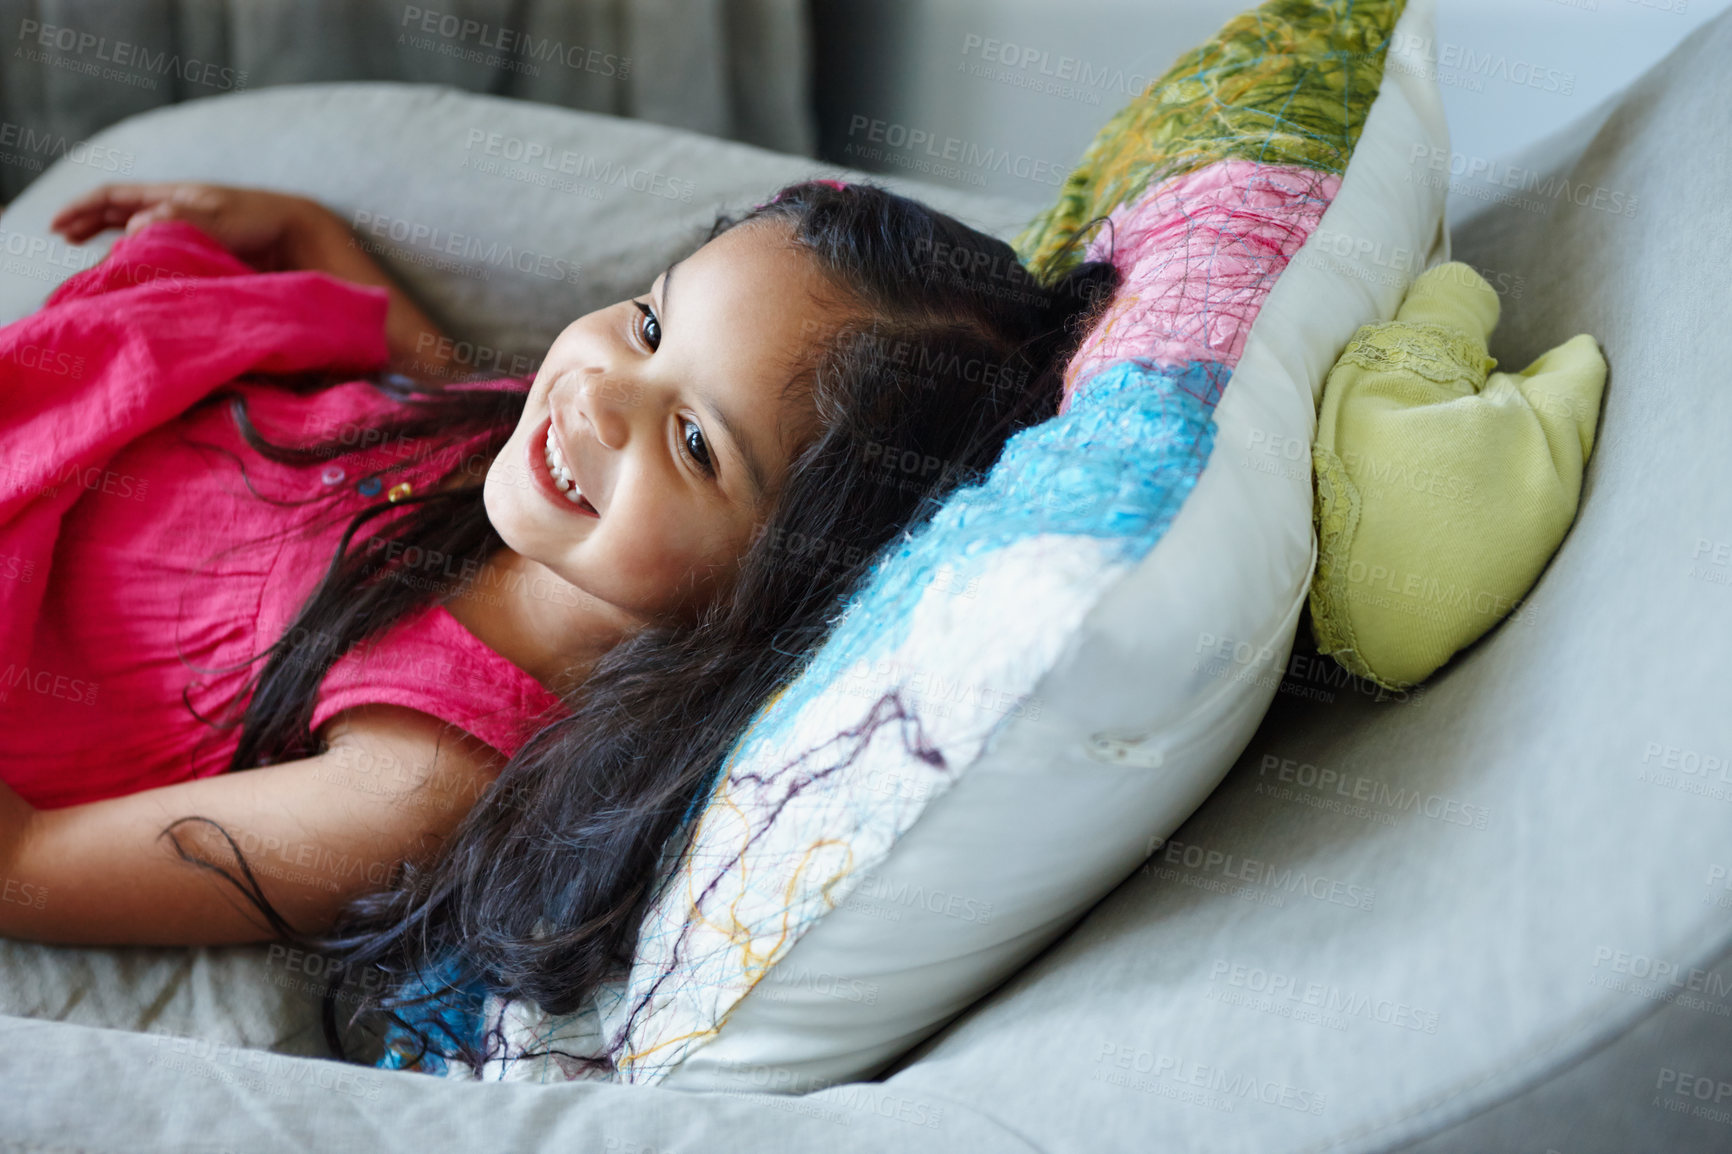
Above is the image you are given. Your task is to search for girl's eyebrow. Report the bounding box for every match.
[658,258,772,508]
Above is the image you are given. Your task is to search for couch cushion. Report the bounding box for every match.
[0,82,1026,348]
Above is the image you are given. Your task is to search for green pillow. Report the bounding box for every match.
[1310,262,1607,688]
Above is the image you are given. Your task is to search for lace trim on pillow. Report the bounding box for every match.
[1334,320,1495,393]
[1309,441,1383,686]
[1309,316,1495,690]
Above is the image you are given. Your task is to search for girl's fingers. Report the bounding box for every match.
[71,182,182,212]
[50,188,147,237]
[52,184,151,222]
[48,189,112,228]
[57,198,136,227]
[51,182,214,239]
[50,211,117,243]
[52,204,141,243]
[123,204,174,235]
[48,202,111,236]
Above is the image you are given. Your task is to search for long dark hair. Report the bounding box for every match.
[170,180,1117,1074]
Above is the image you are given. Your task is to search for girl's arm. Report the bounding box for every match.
[0,777,33,877]
[49,182,466,384]
[0,704,504,946]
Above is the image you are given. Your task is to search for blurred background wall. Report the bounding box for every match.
[809,0,1732,229]
[3,0,1729,229]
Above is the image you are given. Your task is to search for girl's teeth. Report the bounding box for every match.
[544,426,588,505]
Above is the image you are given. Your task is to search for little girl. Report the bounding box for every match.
[0,178,1113,1069]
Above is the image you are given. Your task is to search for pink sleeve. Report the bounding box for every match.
[44,219,258,306]
[0,219,391,673]
[2,220,390,513]
[308,606,571,763]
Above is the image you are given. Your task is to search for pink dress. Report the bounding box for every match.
[0,221,567,810]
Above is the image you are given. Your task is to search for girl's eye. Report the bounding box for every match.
[681,416,715,475]
[633,300,661,351]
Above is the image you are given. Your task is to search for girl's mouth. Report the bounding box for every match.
[530,415,599,517]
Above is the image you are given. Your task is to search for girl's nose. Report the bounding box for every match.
[576,365,631,451]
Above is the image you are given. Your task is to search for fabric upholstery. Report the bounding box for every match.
[4,1,1732,1143]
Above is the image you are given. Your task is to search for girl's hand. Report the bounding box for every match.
[48,181,464,383]
[49,182,333,272]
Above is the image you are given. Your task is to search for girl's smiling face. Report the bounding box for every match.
[484,218,846,626]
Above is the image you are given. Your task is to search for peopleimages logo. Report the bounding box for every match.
[461,129,695,203]
[1145,836,1377,912]
[846,871,996,925]
[0,227,101,273]
[1207,959,1442,1033]
[957,34,1157,105]
[1256,755,1490,830]
[348,209,585,283]
[1389,31,1575,95]
[399,5,629,78]
[0,120,134,174]
[15,19,248,90]
[842,115,1066,187]
[1408,144,1640,218]
[1092,1042,1328,1115]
